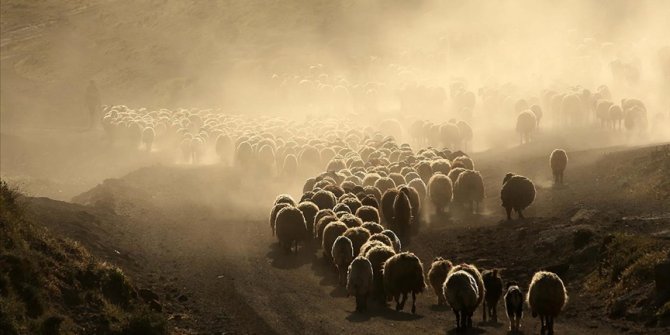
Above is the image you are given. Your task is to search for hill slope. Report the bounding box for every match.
[0,181,166,335]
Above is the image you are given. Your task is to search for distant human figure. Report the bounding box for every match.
[85,80,101,129]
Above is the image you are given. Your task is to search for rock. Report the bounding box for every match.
[571,208,599,223]
[139,288,160,302]
[652,230,670,240]
[571,244,599,264]
[654,260,670,292]
[148,299,163,312]
[573,227,595,249]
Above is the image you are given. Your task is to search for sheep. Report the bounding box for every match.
[456,121,473,151]
[393,190,413,239]
[381,188,400,225]
[427,257,453,306]
[270,202,292,236]
[359,239,386,257]
[360,194,380,210]
[364,244,395,300]
[408,178,427,203]
[340,213,363,228]
[333,203,352,214]
[297,201,319,241]
[530,104,543,128]
[504,281,524,333]
[141,127,155,152]
[452,263,485,311]
[398,185,421,224]
[235,141,255,167]
[374,177,397,196]
[324,184,345,199]
[356,205,380,224]
[361,222,384,234]
[343,226,371,254]
[322,221,349,261]
[389,172,406,187]
[311,189,337,210]
[332,236,355,286]
[362,185,383,204]
[453,156,474,170]
[367,232,394,248]
[347,256,374,312]
[609,104,624,129]
[428,173,453,214]
[274,194,296,206]
[315,214,338,241]
[447,167,467,184]
[382,252,426,314]
[278,153,298,176]
[300,191,315,203]
[596,100,614,127]
[257,144,276,170]
[380,229,402,252]
[500,173,536,220]
[527,271,568,335]
[516,110,537,144]
[453,170,485,214]
[275,206,308,253]
[414,161,433,184]
[482,269,503,322]
[362,173,382,187]
[444,269,479,330]
[303,177,317,193]
[430,159,452,175]
[341,196,362,214]
[549,149,568,185]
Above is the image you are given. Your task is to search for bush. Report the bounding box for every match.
[120,307,167,335]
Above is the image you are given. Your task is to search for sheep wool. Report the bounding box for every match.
[527,271,568,335]
[275,206,308,253]
[500,173,536,220]
[347,256,374,312]
[444,269,479,330]
[427,257,453,306]
[382,252,426,314]
[332,236,354,286]
[549,149,568,185]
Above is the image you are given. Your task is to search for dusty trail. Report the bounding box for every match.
[94,143,664,334]
[18,130,669,334]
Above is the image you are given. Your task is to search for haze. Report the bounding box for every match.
[1,1,669,335]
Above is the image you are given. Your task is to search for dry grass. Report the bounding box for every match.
[0,180,166,335]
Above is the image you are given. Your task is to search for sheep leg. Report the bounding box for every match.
[467,312,473,328]
[540,315,546,334]
[355,294,362,312]
[482,299,487,321]
[395,294,401,311]
[547,316,554,335]
[399,292,407,311]
[453,309,461,329]
[411,292,416,314]
[492,304,497,322]
[505,207,512,220]
[518,209,525,219]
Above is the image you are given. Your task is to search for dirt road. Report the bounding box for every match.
[24,139,667,335]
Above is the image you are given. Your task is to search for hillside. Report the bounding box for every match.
[0,181,166,335]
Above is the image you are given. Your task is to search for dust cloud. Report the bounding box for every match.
[1,0,669,197]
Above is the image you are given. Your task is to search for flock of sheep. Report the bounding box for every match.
[267,123,571,334]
